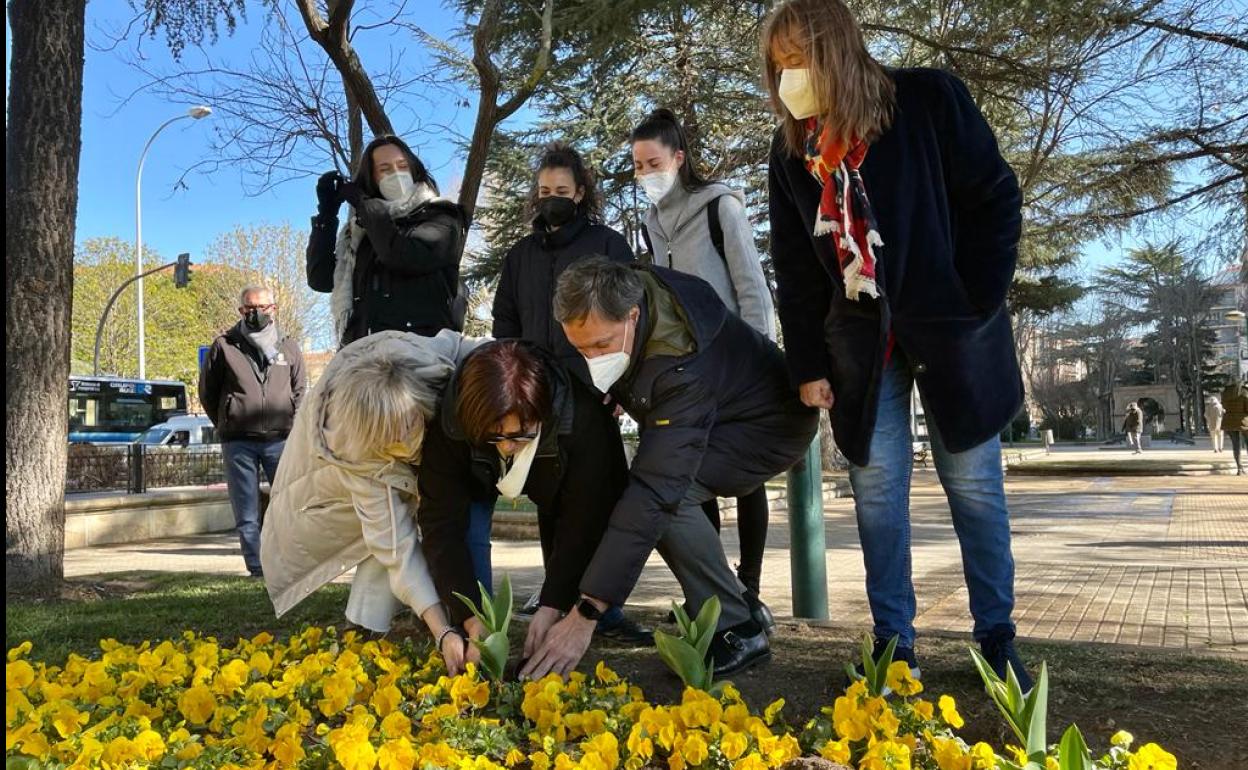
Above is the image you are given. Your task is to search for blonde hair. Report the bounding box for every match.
[324,353,437,462]
[761,0,896,156]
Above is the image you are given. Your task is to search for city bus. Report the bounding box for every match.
[68,375,188,444]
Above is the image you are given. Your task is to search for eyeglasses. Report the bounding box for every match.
[242,304,276,312]
[486,430,539,446]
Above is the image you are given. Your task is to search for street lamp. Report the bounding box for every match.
[135,105,212,379]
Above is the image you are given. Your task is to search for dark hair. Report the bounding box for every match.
[527,141,603,223]
[354,135,437,199]
[455,341,551,446]
[553,256,645,324]
[629,108,710,192]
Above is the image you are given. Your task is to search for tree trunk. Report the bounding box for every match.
[458,0,553,223]
[6,0,86,597]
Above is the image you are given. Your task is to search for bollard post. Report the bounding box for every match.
[787,437,828,619]
[128,443,146,494]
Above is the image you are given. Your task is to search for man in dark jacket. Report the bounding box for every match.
[519,258,818,679]
[200,286,306,577]
[418,340,634,669]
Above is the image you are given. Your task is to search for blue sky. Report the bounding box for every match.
[4,3,1227,274]
[19,3,472,264]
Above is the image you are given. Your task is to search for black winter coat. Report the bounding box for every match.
[578,265,819,607]
[768,68,1024,466]
[307,198,467,346]
[491,215,634,379]
[417,343,629,625]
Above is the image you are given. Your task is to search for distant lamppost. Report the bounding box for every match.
[135,105,212,379]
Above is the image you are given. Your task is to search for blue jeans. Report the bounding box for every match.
[222,439,285,575]
[467,498,496,593]
[848,352,1016,647]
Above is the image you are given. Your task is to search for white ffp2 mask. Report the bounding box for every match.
[778,68,820,120]
[585,321,633,393]
[638,169,678,205]
[379,171,416,202]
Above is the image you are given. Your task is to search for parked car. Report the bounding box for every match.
[134,414,218,448]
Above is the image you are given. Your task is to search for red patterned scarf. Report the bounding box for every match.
[803,119,882,301]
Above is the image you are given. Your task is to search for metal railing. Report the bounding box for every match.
[66,444,226,494]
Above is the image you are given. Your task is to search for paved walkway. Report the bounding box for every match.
[65,471,1247,657]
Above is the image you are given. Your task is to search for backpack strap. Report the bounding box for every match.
[639,223,655,265]
[706,195,727,264]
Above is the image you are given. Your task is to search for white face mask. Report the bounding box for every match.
[778,68,820,120]
[378,171,416,202]
[496,425,541,500]
[638,169,678,205]
[585,320,633,394]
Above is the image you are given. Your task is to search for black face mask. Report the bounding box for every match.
[536,196,578,228]
[243,309,273,331]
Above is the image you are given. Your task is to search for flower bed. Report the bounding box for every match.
[6,628,1176,770]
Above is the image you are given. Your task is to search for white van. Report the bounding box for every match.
[135,414,218,447]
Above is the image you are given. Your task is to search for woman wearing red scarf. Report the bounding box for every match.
[763,0,1032,690]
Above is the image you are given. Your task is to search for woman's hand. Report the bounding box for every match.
[316,171,343,213]
[440,630,468,675]
[339,179,365,208]
[799,378,835,409]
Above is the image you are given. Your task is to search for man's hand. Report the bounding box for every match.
[519,610,595,679]
[524,606,562,659]
[799,378,835,409]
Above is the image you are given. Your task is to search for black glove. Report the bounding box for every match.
[316,171,343,215]
[339,179,365,209]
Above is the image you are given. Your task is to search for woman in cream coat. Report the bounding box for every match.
[260,329,484,672]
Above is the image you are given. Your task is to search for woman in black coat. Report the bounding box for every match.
[763,0,1031,689]
[491,142,635,379]
[308,135,467,347]
[417,340,647,668]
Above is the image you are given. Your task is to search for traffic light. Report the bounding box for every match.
[174,253,192,288]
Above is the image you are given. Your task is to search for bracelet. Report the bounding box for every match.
[436,626,465,650]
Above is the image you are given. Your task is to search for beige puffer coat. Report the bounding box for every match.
[260,329,485,619]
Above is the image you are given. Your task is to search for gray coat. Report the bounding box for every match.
[644,182,776,340]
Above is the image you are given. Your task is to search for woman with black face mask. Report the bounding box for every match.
[491,142,635,379]
[487,143,648,645]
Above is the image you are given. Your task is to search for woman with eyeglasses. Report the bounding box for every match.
[417,339,633,669]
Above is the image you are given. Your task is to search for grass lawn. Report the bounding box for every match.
[7,572,1246,769]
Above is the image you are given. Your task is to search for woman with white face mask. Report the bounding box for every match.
[308,135,468,348]
[763,0,1030,689]
[630,109,778,633]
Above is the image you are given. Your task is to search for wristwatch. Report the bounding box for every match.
[575,598,603,621]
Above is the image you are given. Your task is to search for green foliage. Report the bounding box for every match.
[455,575,514,682]
[653,595,722,693]
[970,646,1050,768]
[72,224,331,407]
[843,634,899,697]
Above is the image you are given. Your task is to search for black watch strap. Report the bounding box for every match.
[575,598,603,621]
